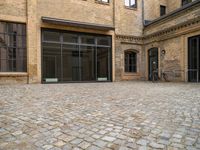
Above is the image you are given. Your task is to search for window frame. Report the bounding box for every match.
[160,5,166,16]
[124,50,137,73]
[125,0,137,8]
[182,0,193,6]
[96,0,109,4]
[0,21,27,72]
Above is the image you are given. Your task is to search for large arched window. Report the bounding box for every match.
[125,51,137,73]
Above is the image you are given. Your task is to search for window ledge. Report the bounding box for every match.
[95,1,110,5]
[0,72,28,77]
[124,72,139,76]
[124,6,137,10]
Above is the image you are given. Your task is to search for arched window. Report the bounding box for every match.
[125,51,137,73]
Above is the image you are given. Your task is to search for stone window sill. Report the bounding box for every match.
[95,1,110,6]
[0,72,28,77]
[124,6,137,10]
[124,72,139,76]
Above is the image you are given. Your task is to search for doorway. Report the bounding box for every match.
[188,35,200,82]
[148,48,159,81]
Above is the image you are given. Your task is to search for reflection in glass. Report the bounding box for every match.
[43,43,61,82]
[188,37,199,82]
[63,33,78,43]
[0,21,27,72]
[62,45,79,81]
[80,46,95,81]
[97,47,109,81]
[43,31,60,42]
[42,30,112,82]
[81,36,95,44]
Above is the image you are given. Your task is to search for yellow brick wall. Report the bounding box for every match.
[0,0,26,22]
[37,0,114,27]
[115,0,143,36]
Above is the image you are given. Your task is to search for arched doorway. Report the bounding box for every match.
[148,48,159,81]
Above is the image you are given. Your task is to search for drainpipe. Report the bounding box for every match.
[142,0,145,32]
[113,0,115,28]
[141,0,146,80]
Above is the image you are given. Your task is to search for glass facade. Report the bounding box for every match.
[0,21,27,72]
[42,29,112,83]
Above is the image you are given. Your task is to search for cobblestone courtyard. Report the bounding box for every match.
[0,82,200,150]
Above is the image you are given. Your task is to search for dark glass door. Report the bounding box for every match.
[62,44,80,81]
[148,48,159,81]
[43,43,61,82]
[97,47,110,81]
[80,46,95,81]
[188,35,200,82]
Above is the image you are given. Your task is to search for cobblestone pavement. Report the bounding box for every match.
[0,82,200,150]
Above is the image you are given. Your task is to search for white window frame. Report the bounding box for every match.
[125,0,137,8]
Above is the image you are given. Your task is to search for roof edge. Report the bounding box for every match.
[41,17,115,31]
[144,0,200,27]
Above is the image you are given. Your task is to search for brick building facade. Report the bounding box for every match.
[0,0,199,83]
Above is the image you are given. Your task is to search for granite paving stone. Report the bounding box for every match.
[0,82,200,149]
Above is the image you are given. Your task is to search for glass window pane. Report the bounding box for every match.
[43,31,60,42]
[81,36,95,44]
[7,23,25,35]
[63,33,78,43]
[8,34,17,47]
[0,34,6,47]
[42,43,61,81]
[0,22,6,33]
[97,47,110,81]
[97,37,110,46]
[62,44,80,81]
[17,36,26,48]
[125,51,137,73]
[125,0,129,6]
[80,46,95,81]
[16,24,26,35]
[0,47,7,71]
[0,22,27,72]
[131,0,136,5]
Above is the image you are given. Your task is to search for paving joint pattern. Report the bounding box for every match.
[0,82,200,150]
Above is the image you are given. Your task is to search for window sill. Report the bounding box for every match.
[124,72,139,76]
[95,1,110,6]
[124,6,137,10]
[0,72,28,77]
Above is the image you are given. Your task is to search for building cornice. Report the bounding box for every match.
[115,16,200,44]
[42,17,115,31]
[116,34,143,44]
[144,16,200,40]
